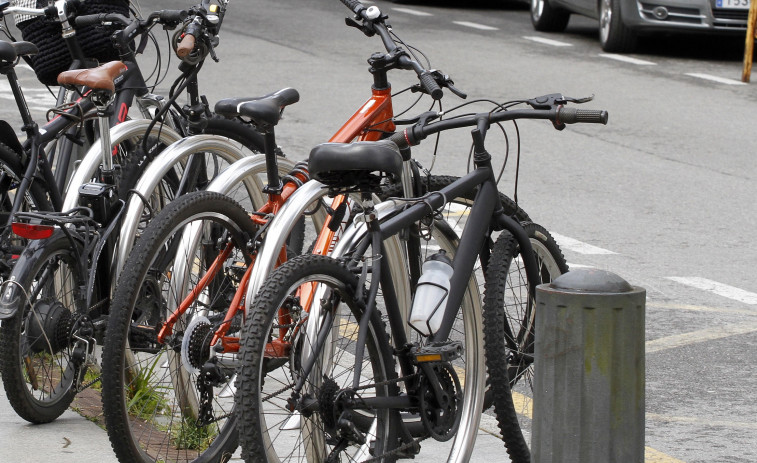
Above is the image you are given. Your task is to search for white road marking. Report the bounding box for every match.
[666,277,757,305]
[599,53,656,66]
[647,413,757,430]
[647,301,757,317]
[523,36,573,47]
[550,232,617,255]
[685,73,746,86]
[566,262,596,269]
[453,21,498,31]
[0,81,55,112]
[646,321,757,353]
[392,7,432,16]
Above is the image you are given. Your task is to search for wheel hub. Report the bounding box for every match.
[25,299,74,354]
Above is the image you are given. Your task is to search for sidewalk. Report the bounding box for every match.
[0,386,118,463]
[0,385,512,462]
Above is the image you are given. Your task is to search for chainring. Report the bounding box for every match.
[418,362,462,441]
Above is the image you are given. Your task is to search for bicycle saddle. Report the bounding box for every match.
[214,87,300,128]
[57,61,127,93]
[308,140,403,190]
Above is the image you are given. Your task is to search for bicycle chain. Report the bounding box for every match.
[73,299,109,393]
[77,374,101,392]
[363,435,430,463]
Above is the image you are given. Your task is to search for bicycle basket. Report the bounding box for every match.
[17,0,130,86]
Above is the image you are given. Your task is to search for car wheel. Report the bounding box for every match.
[531,0,570,32]
[599,0,637,52]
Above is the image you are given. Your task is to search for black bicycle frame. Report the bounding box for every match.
[366,167,540,385]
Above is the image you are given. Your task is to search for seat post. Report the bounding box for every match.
[262,130,283,195]
[93,91,115,182]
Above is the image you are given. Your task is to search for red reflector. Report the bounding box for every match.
[11,223,54,240]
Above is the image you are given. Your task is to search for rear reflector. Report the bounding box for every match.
[12,223,54,240]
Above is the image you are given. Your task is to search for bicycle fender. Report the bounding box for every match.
[0,231,82,320]
[0,120,24,157]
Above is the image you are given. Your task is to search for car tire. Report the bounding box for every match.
[599,0,637,52]
[531,0,570,32]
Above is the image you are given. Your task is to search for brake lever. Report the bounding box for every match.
[527,93,594,109]
[393,110,440,127]
[207,35,220,62]
[431,70,466,99]
[563,94,594,104]
[345,16,375,37]
[446,80,466,99]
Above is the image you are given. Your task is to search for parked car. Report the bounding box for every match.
[530,0,752,52]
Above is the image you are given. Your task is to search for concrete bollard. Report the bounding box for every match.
[531,269,646,463]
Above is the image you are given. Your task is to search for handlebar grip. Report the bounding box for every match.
[75,13,130,27]
[176,33,196,58]
[159,9,188,24]
[388,131,410,150]
[340,0,366,15]
[557,107,609,125]
[74,14,107,27]
[419,71,443,100]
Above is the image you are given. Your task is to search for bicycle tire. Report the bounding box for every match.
[236,254,398,463]
[482,222,567,462]
[101,191,258,463]
[205,116,265,154]
[0,232,87,423]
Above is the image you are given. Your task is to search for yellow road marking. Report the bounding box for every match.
[645,446,686,463]
[512,391,533,418]
[647,321,757,353]
[339,319,359,341]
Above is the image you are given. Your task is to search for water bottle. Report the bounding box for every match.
[409,250,453,336]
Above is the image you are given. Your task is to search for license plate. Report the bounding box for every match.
[715,0,750,9]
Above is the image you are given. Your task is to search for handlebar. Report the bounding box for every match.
[387,105,609,150]
[339,0,450,101]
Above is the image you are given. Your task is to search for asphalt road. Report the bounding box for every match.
[1,1,756,462]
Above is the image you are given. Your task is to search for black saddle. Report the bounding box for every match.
[308,140,403,191]
[215,87,299,128]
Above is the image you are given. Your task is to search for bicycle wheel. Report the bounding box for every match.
[101,191,258,463]
[483,222,567,462]
[0,141,53,272]
[0,233,87,423]
[236,254,398,463]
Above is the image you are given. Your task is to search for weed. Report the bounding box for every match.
[172,419,217,451]
[125,353,171,420]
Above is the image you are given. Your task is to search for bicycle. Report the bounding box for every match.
[234,37,608,463]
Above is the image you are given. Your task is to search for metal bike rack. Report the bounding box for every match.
[111,134,267,285]
[154,154,307,310]
[61,120,182,211]
[243,182,411,320]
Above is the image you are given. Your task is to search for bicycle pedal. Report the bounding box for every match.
[413,341,462,363]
